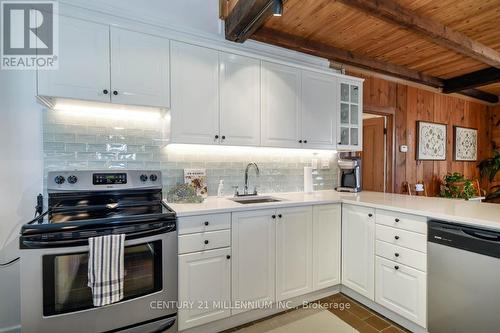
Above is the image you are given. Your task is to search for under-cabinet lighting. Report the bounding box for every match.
[51,99,166,122]
[166,143,337,157]
[273,0,283,16]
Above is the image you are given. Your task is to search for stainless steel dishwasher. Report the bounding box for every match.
[428,220,500,333]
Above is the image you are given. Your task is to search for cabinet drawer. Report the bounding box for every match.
[375,256,427,328]
[376,209,427,234]
[376,240,426,272]
[178,213,231,235]
[376,224,427,253]
[179,230,231,254]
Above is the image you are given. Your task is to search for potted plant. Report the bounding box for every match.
[478,150,500,201]
[439,172,478,200]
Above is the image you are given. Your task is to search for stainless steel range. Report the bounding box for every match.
[19,170,177,333]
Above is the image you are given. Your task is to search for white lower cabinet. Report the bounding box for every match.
[178,248,231,330]
[342,204,375,300]
[276,206,313,301]
[375,256,427,327]
[231,209,276,314]
[313,204,341,290]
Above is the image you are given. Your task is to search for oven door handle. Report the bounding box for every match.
[21,223,176,248]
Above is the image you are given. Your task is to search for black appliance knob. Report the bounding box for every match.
[226,255,231,259]
[299,140,303,143]
[67,175,78,184]
[304,140,308,144]
[395,235,400,240]
[54,175,65,184]
[395,218,400,222]
[368,213,373,217]
[221,135,226,140]
[150,174,158,182]
[272,215,276,219]
[103,89,109,95]
[204,221,209,226]
[140,174,148,182]
[215,135,219,139]
[395,253,400,257]
[204,240,209,245]
[278,214,282,218]
[394,265,399,270]
[113,90,118,95]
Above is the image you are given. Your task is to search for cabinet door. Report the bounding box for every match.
[261,62,301,148]
[38,16,110,102]
[110,27,170,108]
[220,53,261,146]
[232,209,275,314]
[301,71,337,149]
[276,206,313,301]
[313,204,341,290]
[178,248,231,330]
[171,41,219,144]
[375,257,427,327]
[342,204,375,300]
[337,80,363,151]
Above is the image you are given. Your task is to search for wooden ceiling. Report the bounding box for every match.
[222,0,500,104]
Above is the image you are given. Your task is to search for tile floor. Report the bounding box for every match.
[223,293,410,333]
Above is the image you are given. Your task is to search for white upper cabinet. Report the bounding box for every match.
[301,71,337,149]
[342,204,375,300]
[231,209,276,314]
[38,16,110,102]
[170,41,220,144]
[261,61,302,148]
[276,206,313,301]
[313,204,341,290]
[37,16,170,108]
[337,79,363,151]
[220,53,261,146]
[110,27,170,108]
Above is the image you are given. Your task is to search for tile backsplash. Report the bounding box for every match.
[43,109,339,196]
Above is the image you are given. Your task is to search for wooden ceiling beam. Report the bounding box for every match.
[225,0,278,43]
[252,28,443,87]
[335,0,500,68]
[443,67,500,93]
[252,28,499,103]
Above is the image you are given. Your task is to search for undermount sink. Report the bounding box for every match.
[229,196,283,204]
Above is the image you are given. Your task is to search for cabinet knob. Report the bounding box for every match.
[226,255,231,260]
[394,235,400,240]
[103,89,109,95]
[368,213,373,217]
[299,140,303,143]
[215,135,219,139]
[394,265,399,270]
[278,214,282,218]
[204,240,209,245]
[113,90,118,95]
[395,218,400,222]
[338,142,342,145]
[221,135,226,140]
[304,140,307,144]
[394,253,400,257]
[272,215,276,219]
[204,221,209,226]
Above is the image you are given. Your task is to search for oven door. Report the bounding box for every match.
[20,231,177,333]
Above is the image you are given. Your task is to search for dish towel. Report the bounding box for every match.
[88,234,126,307]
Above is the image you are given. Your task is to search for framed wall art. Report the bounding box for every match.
[416,121,447,161]
[453,126,478,161]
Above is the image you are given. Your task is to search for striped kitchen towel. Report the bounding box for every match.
[88,234,126,307]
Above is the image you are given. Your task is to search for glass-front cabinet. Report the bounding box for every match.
[337,79,363,151]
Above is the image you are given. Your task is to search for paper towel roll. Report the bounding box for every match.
[304,167,313,193]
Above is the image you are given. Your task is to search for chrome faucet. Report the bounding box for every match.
[236,162,260,196]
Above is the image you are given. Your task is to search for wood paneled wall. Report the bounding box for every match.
[349,71,494,196]
[491,106,500,187]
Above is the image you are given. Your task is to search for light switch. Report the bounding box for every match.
[400,145,408,153]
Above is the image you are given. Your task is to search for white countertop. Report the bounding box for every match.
[164,190,500,230]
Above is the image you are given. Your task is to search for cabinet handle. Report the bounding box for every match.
[394,253,400,257]
[278,214,282,218]
[394,235,400,240]
[299,140,303,143]
[394,265,399,270]
[272,215,276,219]
[395,218,400,222]
[204,221,209,226]
[113,90,118,95]
[226,255,231,260]
[204,240,209,245]
[368,213,373,217]
[102,89,109,95]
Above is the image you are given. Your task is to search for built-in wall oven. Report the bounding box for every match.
[19,170,177,333]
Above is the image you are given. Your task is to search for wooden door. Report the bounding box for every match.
[37,16,110,102]
[110,27,170,108]
[231,209,276,314]
[342,204,375,300]
[170,41,220,144]
[276,206,313,301]
[178,248,231,330]
[363,116,385,192]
